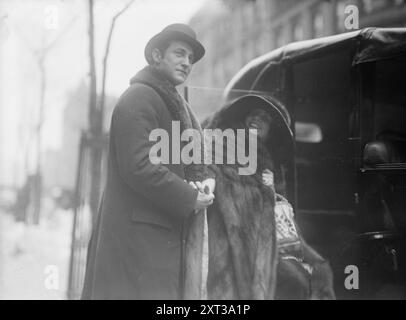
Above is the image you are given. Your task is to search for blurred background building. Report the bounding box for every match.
[42,83,116,193]
[188,0,406,91]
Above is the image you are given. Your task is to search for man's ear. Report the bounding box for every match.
[151,48,162,65]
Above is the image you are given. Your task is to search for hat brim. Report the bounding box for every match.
[220,95,293,136]
[210,94,294,158]
[145,30,205,64]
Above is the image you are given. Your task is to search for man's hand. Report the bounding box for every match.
[189,181,215,212]
[194,191,214,211]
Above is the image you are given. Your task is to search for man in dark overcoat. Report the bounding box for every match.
[81,23,215,300]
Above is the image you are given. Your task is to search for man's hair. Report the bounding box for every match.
[149,39,171,65]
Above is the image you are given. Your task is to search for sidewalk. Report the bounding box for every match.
[0,208,73,299]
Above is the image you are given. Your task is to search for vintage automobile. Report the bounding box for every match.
[214,27,406,299]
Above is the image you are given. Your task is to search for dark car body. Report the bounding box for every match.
[222,28,406,299]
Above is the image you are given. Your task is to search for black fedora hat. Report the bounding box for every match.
[144,23,205,64]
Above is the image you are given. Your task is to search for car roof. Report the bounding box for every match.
[224,28,406,98]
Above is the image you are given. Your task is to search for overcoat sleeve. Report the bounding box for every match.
[112,85,198,220]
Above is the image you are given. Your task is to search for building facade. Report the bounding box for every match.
[188,0,406,91]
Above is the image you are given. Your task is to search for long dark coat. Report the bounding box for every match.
[81,68,199,300]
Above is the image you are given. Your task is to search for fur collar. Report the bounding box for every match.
[131,66,211,182]
[130,65,201,133]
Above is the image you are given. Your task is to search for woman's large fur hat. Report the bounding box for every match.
[205,94,292,139]
[144,23,205,64]
[204,94,294,163]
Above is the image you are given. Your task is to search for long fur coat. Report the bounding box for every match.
[204,96,281,299]
[204,95,335,300]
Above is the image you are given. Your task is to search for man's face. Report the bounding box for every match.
[155,40,194,86]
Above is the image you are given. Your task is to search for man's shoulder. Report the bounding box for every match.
[121,82,161,103]
[114,82,165,114]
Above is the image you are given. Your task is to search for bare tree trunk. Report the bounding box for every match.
[99,0,135,125]
[87,0,135,227]
[87,0,102,226]
[32,57,46,224]
[10,14,77,224]
[88,0,98,132]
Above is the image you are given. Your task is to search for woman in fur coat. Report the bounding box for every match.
[204,94,335,300]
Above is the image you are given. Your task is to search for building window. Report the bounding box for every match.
[224,57,235,84]
[242,2,254,29]
[213,62,223,87]
[241,42,248,65]
[252,38,259,58]
[312,5,324,38]
[362,0,394,13]
[259,32,270,54]
[274,26,285,48]
[335,0,347,32]
[362,0,374,13]
[292,16,304,41]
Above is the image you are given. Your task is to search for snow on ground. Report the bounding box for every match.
[0,206,73,300]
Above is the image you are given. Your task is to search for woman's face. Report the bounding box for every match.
[244,108,272,140]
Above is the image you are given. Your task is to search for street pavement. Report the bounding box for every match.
[0,207,73,299]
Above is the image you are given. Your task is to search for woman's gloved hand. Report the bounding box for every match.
[262,169,274,187]
[310,261,336,300]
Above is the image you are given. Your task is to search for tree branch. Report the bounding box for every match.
[88,0,98,133]
[43,16,78,54]
[99,0,135,126]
